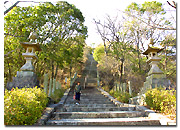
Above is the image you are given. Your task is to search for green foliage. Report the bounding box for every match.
[109,89,131,103]
[51,87,66,103]
[141,1,165,14]
[145,88,176,115]
[125,2,140,12]
[4,87,48,125]
[93,44,105,63]
[159,34,176,86]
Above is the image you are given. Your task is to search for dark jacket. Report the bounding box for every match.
[74,85,81,93]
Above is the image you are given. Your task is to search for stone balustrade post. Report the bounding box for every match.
[43,73,48,95]
[48,78,52,97]
[52,78,56,94]
[117,83,119,91]
[128,81,132,96]
[123,83,126,93]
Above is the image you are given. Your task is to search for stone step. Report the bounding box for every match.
[66,98,111,102]
[66,97,106,100]
[87,80,97,83]
[87,78,97,81]
[64,104,117,108]
[64,100,114,104]
[65,100,114,104]
[76,95,106,98]
[87,83,97,86]
[57,107,136,112]
[46,118,161,126]
[52,111,144,119]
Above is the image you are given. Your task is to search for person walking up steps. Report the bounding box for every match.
[74,82,82,105]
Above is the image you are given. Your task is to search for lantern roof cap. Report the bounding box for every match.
[20,42,41,51]
[142,45,163,55]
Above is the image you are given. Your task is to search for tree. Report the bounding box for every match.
[4,1,87,86]
[159,34,176,86]
[93,44,105,63]
[94,15,133,83]
[123,1,176,73]
[124,1,175,31]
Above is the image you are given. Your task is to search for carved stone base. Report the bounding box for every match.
[140,74,171,94]
[6,71,40,90]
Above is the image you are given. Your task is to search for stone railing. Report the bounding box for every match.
[43,72,77,97]
[113,81,132,96]
[43,74,62,97]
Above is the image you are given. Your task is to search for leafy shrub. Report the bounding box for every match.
[4,87,48,125]
[145,88,176,116]
[51,87,66,103]
[109,89,131,103]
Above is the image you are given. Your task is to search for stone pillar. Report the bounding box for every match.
[48,78,52,97]
[52,78,56,93]
[123,83,126,93]
[117,83,119,91]
[65,77,67,84]
[155,83,158,88]
[59,83,62,89]
[128,81,132,96]
[114,83,117,91]
[97,71,100,87]
[43,73,48,95]
[120,83,123,92]
[56,81,58,89]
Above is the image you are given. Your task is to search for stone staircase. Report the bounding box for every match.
[45,54,161,126]
[46,86,160,125]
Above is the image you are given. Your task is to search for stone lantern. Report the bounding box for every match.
[143,46,164,77]
[18,33,41,76]
[6,32,41,90]
[140,40,170,92]
[129,40,171,105]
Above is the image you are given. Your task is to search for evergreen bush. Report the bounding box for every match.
[4,87,48,125]
[109,89,131,103]
[145,88,176,116]
[51,87,66,103]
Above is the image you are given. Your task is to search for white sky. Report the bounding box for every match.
[64,0,176,48]
[4,0,176,48]
[64,0,146,47]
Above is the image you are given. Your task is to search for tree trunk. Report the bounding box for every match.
[120,61,123,83]
[54,63,59,79]
[51,60,54,80]
[137,30,141,71]
[69,59,72,78]
[7,60,12,82]
[103,40,108,56]
[164,44,167,71]
[119,57,124,84]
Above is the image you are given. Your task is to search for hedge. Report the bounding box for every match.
[145,88,176,116]
[4,87,48,125]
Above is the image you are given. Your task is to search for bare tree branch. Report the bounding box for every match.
[4,1,50,15]
[4,1,8,4]
[4,1,20,15]
[4,33,25,37]
[167,1,176,9]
